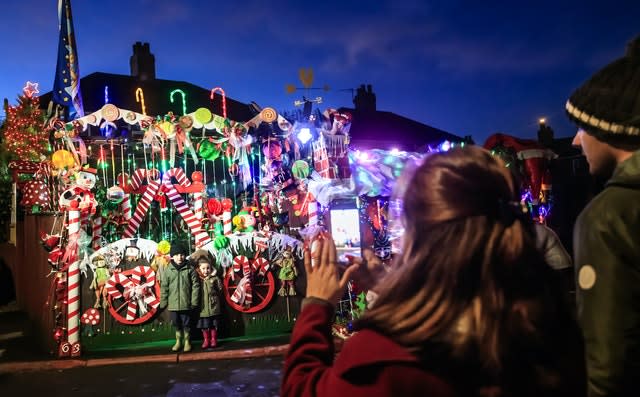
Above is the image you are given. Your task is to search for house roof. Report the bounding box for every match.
[39,72,257,123]
[338,107,463,151]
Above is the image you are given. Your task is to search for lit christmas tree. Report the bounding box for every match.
[2,82,48,161]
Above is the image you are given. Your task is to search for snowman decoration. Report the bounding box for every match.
[58,167,98,214]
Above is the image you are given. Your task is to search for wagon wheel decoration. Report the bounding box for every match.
[105,265,161,325]
[224,256,275,313]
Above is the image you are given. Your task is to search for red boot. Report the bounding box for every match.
[209,328,218,348]
[201,329,210,349]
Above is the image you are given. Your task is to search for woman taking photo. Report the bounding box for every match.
[282,146,585,397]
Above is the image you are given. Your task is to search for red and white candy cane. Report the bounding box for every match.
[66,206,81,349]
[123,266,160,320]
[105,272,134,300]
[123,169,161,238]
[231,255,252,307]
[252,257,270,277]
[121,193,132,223]
[193,192,203,223]
[221,198,233,235]
[210,87,227,119]
[92,216,103,251]
[162,168,211,247]
[307,195,318,226]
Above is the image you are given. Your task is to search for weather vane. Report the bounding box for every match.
[286,68,329,119]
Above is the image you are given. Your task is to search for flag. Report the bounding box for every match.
[53,0,84,119]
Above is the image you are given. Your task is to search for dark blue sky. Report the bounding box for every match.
[1,0,639,144]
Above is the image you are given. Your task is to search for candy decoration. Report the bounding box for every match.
[162,168,211,247]
[210,87,227,119]
[105,266,160,325]
[194,107,213,124]
[51,149,76,170]
[260,107,277,123]
[207,198,222,216]
[291,160,310,180]
[135,88,147,115]
[252,257,270,277]
[92,216,102,251]
[307,197,318,226]
[122,193,132,224]
[222,207,232,235]
[81,308,101,326]
[66,206,81,355]
[101,103,120,122]
[198,139,221,161]
[193,192,203,223]
[122,169,161,238]
[231,255,252,308]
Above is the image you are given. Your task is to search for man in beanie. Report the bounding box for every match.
[567,35,640,397]
[159,241,200,352]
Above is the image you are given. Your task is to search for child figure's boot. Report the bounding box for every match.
[201,329,210,349]
[183,329,192,352]
[172,330,183,352]
[210,328,218,348]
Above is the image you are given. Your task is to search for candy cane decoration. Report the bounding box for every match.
[210,87,227,119]
[92,216,102,251]
[66,206,81,349]
[136,87,147,115]
[170,89,187,115]
[125,266,160,320]
[223,210,232,235]
[162,168,211,247]
[231,255,252,307]
[105,272,133,300]
[307,195,318,226]
[122,169,161,238]
[252,257,270,277]
[122,193,132,223]
[193,192,204,223]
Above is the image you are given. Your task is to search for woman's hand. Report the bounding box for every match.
[304,233,359,306]
[345,248,389,292]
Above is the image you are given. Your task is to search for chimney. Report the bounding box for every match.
[353,84,376,112]
[130,42,156,81]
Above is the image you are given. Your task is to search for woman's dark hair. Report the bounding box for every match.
[358,146,584,396]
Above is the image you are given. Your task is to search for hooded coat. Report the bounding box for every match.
[574,149,640,397]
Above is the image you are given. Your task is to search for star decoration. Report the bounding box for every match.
[23,81,40,98]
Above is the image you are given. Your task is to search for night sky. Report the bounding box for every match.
[1,0,639,144]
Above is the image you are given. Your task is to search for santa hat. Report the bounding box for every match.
[566,35,640,148]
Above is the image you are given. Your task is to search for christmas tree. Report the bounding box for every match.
[2,82,48,161]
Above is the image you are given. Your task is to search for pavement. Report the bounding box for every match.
[0,301,291,374]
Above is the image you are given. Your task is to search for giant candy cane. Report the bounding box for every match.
[162,168,211,248]
[122,169,161,238]
[66,205,81,356]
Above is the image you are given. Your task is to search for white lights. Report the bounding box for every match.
[297,127,312,144]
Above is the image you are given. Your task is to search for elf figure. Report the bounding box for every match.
[90,255,111,308]
[159,241,200,352]
[275,247,297,296]
[195,257,223,349]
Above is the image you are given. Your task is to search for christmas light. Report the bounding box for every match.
[135,87,147,115]
[23,81,39,98]
[170,89,187,115]
[3,90,48,161]
[210,87,227,118]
